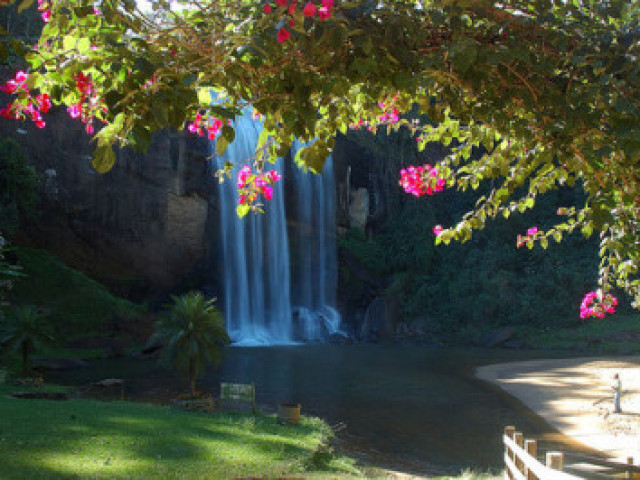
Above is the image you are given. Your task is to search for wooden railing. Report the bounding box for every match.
[504,426,640,480]
[504,426,580,480]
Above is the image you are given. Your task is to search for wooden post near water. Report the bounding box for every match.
[546,451,564,471]
[504,426,516,480]
[525,439,537,480]
[514,431,524,472]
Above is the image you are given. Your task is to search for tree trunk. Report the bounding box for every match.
[21,341,30,375]
[189,357,196,396]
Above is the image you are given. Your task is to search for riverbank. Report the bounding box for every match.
[476,355,640,462]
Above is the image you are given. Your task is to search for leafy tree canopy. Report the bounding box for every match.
[1,0,640,310]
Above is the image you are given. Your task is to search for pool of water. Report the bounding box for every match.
[46,345,587,475]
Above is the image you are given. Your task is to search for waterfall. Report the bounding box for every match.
[290,141,342,341]
[214,114,341,345]
[214,113,292,346]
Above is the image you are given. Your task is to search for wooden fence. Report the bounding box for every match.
[503,426,640,479]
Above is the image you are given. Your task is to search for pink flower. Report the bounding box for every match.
[526,226,538,236]
[67,103,82,119]
[288,2,296,14]
[302,1,316,17]
[41,9,51,23]
[264,3,272,13]
[318,5,331,19]
[262,185,273,201]
[432,225,443,236]
[266,170,281,183]
[0,104,14,119]
[37,93,51,113]
[277,27,290,43]
[15,71,28,83]
[322,0,333,7]
[85,121,94,134]
[237,166,251,189]
[579,291,618,319]
[275,0,287,5]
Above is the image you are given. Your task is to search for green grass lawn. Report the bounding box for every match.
[0,384,360,479]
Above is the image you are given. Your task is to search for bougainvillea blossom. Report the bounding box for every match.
[302,1,317,17]
[398,165,446,197]
[277,27,291,43]
[580,291,618,319]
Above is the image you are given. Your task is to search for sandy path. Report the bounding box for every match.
[475,355,640,462]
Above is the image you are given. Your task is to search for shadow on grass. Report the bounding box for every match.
[0,393,325,479]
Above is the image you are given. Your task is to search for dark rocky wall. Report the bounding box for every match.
[1,110,221,299]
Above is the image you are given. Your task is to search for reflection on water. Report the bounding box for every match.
[46,345,586,475]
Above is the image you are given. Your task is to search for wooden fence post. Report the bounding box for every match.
[514,431,524,474]
[627,457,634,480]
[525,439,537,480]
[546,451,564,471]
[504,426,516,480]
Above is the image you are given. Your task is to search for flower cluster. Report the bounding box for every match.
[38,0,52,23]
[349,98,402,131]
[580,290,618,319]
[398,164,446,196]
[516,226,539,248]
[187,111,225,140]
[264,0,334,43]
[0,71,51,128]
[236,166,282,206]
[377,101,399,124]
[66,72,105,134]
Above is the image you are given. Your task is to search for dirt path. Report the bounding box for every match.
[476,355,640,462]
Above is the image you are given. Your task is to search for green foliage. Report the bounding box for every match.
[0,304,54,374]
[7,247,144,336]
[0,234,24,306]
[338,228,388,276]
[0,138,39,237]
[150,291,230,395]
[340,180,603,336]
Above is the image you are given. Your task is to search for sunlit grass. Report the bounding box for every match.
[0,384,360,479]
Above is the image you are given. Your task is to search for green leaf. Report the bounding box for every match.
[449,37,479,74]
[92,146,116,174]
[221,125,235,143]
[236,204,250,218]
[216,136,229,156]
[18,0,35,14]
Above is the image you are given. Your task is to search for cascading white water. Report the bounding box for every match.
[290,141,342,341]
[214,112,292,346]
[214,113,341,345]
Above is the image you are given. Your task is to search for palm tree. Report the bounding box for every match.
[0,305,55,375]
[150,291,230,396]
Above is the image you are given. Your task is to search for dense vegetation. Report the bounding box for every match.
[7,247,144,337]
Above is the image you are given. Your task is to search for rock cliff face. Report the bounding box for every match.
[2,111,218,299]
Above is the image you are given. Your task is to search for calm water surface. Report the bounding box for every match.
[48,345,586,475]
